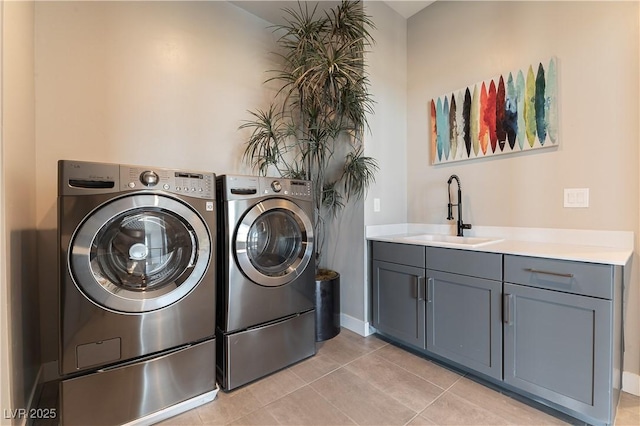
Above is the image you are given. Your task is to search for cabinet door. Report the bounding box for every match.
[372,260,426,349]
[426,270,502,379]
[503,283,612,423]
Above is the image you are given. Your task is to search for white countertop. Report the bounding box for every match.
[367,224,634,266]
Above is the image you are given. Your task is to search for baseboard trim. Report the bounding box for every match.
[622,371,640,396]
[339,314,374,337]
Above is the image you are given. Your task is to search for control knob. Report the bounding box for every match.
[140,170,159,187]
[271,180,282,193]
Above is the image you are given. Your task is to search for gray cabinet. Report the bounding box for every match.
[426,248,503,380]
[371,243,503,379]
[503,255,623,426]
[370,241,624,425]
[371,242,426,349]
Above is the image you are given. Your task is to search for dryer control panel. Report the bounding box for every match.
[59,160,216,200]
[286,180,312,198]
[121,166,215,200]
[220,175,312,201]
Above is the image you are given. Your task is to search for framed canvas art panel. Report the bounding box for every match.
[430,57,558,165]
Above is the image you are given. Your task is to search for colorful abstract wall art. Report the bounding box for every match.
[430,57,558,165]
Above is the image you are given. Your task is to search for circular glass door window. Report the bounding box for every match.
[70,194,211,313]
[246,210,303,275]
[93,210,195,293]
[235,198,313,287]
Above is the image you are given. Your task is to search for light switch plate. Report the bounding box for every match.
[564,188,589,208]
[373,198,381,212]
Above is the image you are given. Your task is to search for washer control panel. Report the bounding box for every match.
[121,166,215,199]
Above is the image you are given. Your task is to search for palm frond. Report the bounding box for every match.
[239,1,377,269]
[322,181,345,217]
[239,105,290,176]
[342,147,379,201]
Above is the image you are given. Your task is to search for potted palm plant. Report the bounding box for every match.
[240,0,377,340]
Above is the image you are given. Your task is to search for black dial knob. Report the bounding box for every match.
[140,171,159,187]
[271,180,282,192]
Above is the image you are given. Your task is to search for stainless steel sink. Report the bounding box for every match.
[401,234,503,248]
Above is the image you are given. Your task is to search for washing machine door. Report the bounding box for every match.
[69,194,211,313]
[234,198,314,287]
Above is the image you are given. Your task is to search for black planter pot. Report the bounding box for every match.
[314,272,341,342]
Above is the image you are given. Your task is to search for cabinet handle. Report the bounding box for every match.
[503,294,513,325]
[416,276,426,300]
[523,268,574,278]
[427,277,434,303]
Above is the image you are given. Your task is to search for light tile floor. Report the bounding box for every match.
[158,329,640,426]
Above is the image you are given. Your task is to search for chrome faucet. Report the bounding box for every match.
[447,174,472,237]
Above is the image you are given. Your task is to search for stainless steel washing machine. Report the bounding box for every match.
[216,175,316,390]
[58,160,217,425]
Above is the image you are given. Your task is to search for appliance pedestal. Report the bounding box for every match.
[217,309,316,391]
[60,339,216,425]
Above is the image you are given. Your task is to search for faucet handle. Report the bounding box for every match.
[462,223,472,230]
[447,203,454,220]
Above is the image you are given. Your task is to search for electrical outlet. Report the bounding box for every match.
[373,198,381,212]
[564,188,589,208]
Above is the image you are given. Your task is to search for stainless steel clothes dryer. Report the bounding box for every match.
[216,175,316,390]
[58,160,217,425]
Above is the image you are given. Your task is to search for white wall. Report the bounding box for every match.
[1,0,40,422]
[407,0,639,386]
[34,0,278,364]
[364,1,408,226]
[360,0,408,332]
[34,0,410,354]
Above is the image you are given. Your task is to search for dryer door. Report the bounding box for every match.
[234,199,314,287]
[69,194,211,313]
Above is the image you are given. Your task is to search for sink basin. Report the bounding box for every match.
[401,234,503,248]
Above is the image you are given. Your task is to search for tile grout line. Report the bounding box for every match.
[334,344,459,424]
[373,346,465,392]
[409,371,468,424]
[216,337,389,425]
[302,339,397,425]
[424,375,571,426]
[309,378,360,426]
